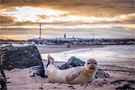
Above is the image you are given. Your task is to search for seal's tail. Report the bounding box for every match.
[46,54,54,68]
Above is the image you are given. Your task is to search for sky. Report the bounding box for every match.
[0,0,135,40]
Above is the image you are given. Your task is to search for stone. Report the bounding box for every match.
[29,65,45,78]
[95,69,110,78]
[0,49,7,90]
[0,44,45,78]
[59,56,85,70]
[0,65,7,90]
[59,63,73,70]
[68,56,85,67]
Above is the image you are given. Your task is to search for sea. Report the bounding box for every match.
[41,45,135,68]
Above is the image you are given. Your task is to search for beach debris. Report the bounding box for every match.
[67,43,71,48]
[93,79,109,86]
[116,84,134,90]
[111,80,135,90]
[38,86,43,90]
[68,85,75,89]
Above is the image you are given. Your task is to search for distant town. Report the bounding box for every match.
[0,35,135,46]
[1,23,134,46]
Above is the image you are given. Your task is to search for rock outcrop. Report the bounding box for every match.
[0,44,45,78]
[0,47,7,90]
[0,65,7,90]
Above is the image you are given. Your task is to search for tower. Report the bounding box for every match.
[64,33,66,38]
[73,35,75,39]
[93,34,94,39]
[39,23,42,39]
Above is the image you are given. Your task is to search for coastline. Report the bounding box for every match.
[37,45,105,54]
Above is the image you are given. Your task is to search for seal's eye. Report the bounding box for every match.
[94,62,97,65]
[87,62,91,64]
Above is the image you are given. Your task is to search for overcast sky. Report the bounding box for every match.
[0,0,135,40]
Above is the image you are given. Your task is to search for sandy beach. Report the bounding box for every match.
[5,45,135,90]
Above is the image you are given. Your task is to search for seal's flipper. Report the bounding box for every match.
[48,54,54,62]
[66,69,80,82]
[46,54,54,68]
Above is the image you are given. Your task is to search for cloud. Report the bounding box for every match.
[0,0,135,40]
[1,0,135,17]
[0,16,16,25]
[1,10,135,30]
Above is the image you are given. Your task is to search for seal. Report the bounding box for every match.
[46,55,97,84]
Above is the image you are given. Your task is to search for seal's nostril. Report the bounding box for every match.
[91,65,94,67]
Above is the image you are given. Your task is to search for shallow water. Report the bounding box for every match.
[41,45,135,68]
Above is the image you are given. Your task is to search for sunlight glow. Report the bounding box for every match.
[1,6,67,22]
[1,6,135,30]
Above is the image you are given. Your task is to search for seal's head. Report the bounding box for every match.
[84,59,97,72]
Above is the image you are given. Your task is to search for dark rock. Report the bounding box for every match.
[68,85,75,89]
[29,65,45,78]
[68,56,85,67]
[95,69,110,78]
[111,80,135,85]
[59,56,85,70]
[116,84,134,90]
[93,79,108,86]
[111,80,135,89]
[59,56,109,78]
[38,86,43,90]
[0,65,7,90]
[0,53,7,90]
[0,44,45,78]
[59,63,73,70]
